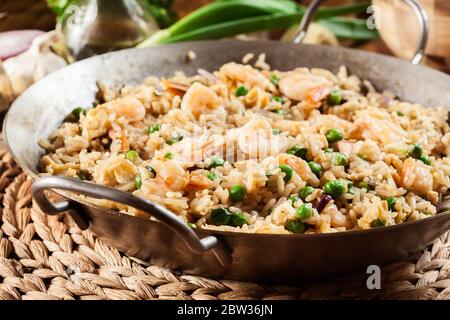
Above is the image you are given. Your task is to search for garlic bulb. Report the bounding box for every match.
[3,31,67,99]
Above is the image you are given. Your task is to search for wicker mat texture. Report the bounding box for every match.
[1,142,450,300]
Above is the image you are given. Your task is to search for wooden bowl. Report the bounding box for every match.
[373,0,450,69]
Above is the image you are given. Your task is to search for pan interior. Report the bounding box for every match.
[4,40,450,176]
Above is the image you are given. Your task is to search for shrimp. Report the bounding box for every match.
[351,115,406,146]
[279,154,320,186]
[169,135,218,164]
[237,117,281,158]
[157,160,190,191]
[104,96,146,122]
[279,70,333,102]
[399,158,437,202]
[219,62,270,89]
[180,82,222,120]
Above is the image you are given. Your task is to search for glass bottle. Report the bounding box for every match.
[60,0,159,60]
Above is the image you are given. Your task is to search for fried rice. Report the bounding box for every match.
[38,55,450,234]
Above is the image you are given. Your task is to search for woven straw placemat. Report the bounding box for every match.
[0,142,450,300]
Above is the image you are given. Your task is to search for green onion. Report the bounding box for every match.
[208,157,225,169]
[270,74,280,86]
[229,185,246,202]
[148,124,161,133]
[386,197,396,211]
[207,171,217,181]
[135,174,142,189]
[235,85,249,96]
[167,135,183,145]
[397,111,405,116]
[272,96,283,103]
[72,107,85,118]
[126,150,139,162]
[419,155,431,165]
[164,152,174,159]
[410,144,423,159]
[279,164,293,182]
[285,219,305,233]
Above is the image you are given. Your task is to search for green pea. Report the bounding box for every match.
[332,153,348,166]
[208,157,225,169]
[323,180,345,198]
[386,197,397,211]
[229,185,246,203]
[207,172,217,181]
[270,74,280,86]
[235,85,249,97]
[148,124,161,133]
[296,204,313,220]
[287,145,308,160]
[272,128,280,135]
[229,212,248,227]
[279,164,293,182]
[135,174,142,190]
[371,219,386,228]
[285,220,305,233]
[325,128,344,143]
[125,150,139,162]
[210,207,232,226]
[419,155,431,165]
[187,222,197,229]
[308,162,322,177]
[410,144,423,159]
[164,152,174,159]
[397,111,405,116]
[289,195,299,204]
[272,96,283,103]
[299,186,314,200]
[327,90,342,106]
[167,135,183,145]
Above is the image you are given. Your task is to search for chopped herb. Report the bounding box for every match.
[148,124,161,133]
[410,144,423,159]
[164,152,174,159]
[167,135,183,145]
[419,155,431,165]
[207,171,217,181]
[270,74,280,86]
[134,174,142,189]
[235,85,249,97]
[72,107,85,118]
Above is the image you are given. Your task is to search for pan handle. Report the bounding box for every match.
[32,176,232,268]
[293,0,429,65]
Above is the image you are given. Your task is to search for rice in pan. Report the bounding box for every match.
[39,55,450,234]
